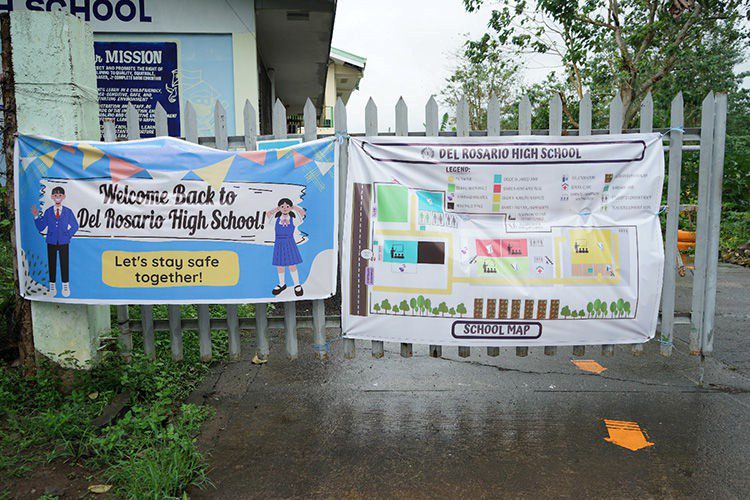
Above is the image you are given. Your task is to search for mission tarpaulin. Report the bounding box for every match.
[342,135,665,346]
[15,135,337,304]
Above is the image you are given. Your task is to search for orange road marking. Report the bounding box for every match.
[571,359,607,374]
[603,419,655,451]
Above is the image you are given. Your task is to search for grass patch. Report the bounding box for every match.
[0,326,227,497]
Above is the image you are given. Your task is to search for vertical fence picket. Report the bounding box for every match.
[304,98,328,360]
[518,95,531,135]
[660,93,683,357]
[630,92,653,356]
[273,99,299,359]
[572,92,592,357]
[485,93,501,358]
[545,94,563,357]
[126,103,140,141]
[243,101,269,360]
[601,94,623,357]
[185,101,198,143]
[104,118,132,360]
[516,95,532,358]
[154,105,183,361]
[395,97,413,358]
[701,92,728,354]
[337,98,356,359]
[487,93,501,138]
[425,96,443,358]
[366,98,385,359]
[690,92,715,354]
[457,96,471,358]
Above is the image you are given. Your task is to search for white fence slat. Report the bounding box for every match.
[660,93,684,357]
[116,305,132,361]
[518,95,531,135]
[214,101,228,150]
[336,97,356,359]
[487,93,501,137]
[640,92,653,134]
[198,304,211,361]
[545,94,563,356]
[424,96,442,358]
[255,305,270,358]
[102,119,116,142]
[609,94,623,134]
[154,102,168,137]
[424,96,438,137]
[185,101,198,144]
[456,95,470,137]
[579,93,592,136]
[304,98,327,359]
[395,98,413,358]
[600,95,623,357]
[243,100,258,151]
[395,97,408,137]
[701,92,728,354]
[365,97,378,136]
[549,93,562,137]
[126,103,140,140]
[141,305,155,359]
[273,99,287,139]
[690,92,716,354]
[631,93,654,356]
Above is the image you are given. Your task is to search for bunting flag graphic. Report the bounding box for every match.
[192,156,235,190]
[237,150,267,166]
[38,149,60,169]
[60,144,76,154]
[78,143,106,169]
[316,161,335,175]
[20,157,37,171]
[148,169,191,183]
[275,147,294,160]
[108,155,144,183]
[293,151,313,168]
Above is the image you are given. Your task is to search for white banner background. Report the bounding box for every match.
[342,135,665,346]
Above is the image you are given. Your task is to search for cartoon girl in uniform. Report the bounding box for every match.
[266,198,306,296]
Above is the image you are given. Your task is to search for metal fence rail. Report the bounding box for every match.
[107,90,727,361]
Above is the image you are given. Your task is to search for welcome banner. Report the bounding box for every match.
[15,135,337,304]
[342,135,665,346]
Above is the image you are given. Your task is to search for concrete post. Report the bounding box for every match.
[11,11,109,368]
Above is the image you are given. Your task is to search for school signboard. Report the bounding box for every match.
[14,135,338,304]
[342,136,665,346]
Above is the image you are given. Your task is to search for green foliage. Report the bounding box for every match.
[0,328,225,497]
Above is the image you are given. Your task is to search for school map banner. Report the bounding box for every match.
[15,135,338,304]
[342,135,665,346]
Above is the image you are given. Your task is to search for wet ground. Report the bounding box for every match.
[189,264,750,499]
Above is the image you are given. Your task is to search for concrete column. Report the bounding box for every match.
[11,11,110,368]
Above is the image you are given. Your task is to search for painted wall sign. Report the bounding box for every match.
[0,0,255,33]
[95,41,180,138]
[342,135,665,346]
[15,135,338,304]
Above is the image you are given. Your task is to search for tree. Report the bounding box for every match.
[441,48,521,130]
[572,310,579,318]
[587,301,594,318]
[400,299,410,315]
[424,298,432,315]
[393,305,399,314]
[438,301,449,316]
[417,295,425,315]
[456,303,467,317]
[579,309,586,318]
[464,0,748,126]
[610,301,617,317]
[623,301,631,316]
[410,297,418,314]
[373,303,381,313]
[561,305,571,319]
[617,298,625,317]
[432,307,440,316]
[449,307,456,316]
[599,300,608,317]
[381,299,391,314]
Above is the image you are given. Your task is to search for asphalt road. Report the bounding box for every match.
[189,263,750,499]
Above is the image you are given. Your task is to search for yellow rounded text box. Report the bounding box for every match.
[102,251,240,288]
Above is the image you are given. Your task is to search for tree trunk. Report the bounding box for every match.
[1,14,35,376]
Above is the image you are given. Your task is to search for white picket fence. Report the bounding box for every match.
[107,90,727,362]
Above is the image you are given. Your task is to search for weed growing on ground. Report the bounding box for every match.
[0,326,228,497]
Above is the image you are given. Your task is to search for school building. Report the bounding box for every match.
[1,0,365,138]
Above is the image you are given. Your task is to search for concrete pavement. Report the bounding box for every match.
[189,263,750,499]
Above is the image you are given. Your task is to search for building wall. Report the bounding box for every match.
[3,0,258,137]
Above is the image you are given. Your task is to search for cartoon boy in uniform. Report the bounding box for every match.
[31,186,79,297]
